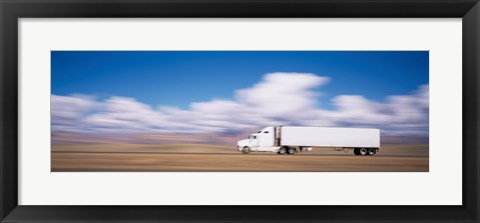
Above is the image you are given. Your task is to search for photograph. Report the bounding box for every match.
[51,51,429,172]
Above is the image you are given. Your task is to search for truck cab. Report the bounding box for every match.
[237,126,277,153]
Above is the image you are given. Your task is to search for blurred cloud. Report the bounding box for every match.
[326,84,429,134]
[51,72,428,136]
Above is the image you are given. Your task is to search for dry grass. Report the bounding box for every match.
[52,144,428,172]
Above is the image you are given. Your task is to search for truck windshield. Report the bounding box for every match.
[249,135,257,139]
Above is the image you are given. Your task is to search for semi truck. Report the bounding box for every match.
[236,126,380,156]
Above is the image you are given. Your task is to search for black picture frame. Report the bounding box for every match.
[1,0,479,222]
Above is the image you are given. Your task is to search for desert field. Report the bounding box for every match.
[51,144,428,172]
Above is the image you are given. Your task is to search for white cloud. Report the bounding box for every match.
[51,94,99,132]
[326,84,429,134]
[51,72,429,136]
[236,72,329,117]
[51,94,97,119]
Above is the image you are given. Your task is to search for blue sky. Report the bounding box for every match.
[51,51,429,135]
[51,51,428,110]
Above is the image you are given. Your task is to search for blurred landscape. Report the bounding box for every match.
[51,51,430,172]
[53,130,428,146]
[52,132,428,172]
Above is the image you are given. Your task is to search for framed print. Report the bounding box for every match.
[1,0,479,222]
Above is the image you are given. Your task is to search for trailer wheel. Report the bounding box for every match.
[287,147,296,155]
[277,147,287,155]
[367,148,376,156]
[359,148,368,156]
[242,147,250,154]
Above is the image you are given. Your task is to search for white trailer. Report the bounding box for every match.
[236,126,380,156]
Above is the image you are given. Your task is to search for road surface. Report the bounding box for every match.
[51,149,428,172]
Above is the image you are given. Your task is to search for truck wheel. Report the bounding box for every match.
[277,147,287,155]
[359,148,368,156]
[368,148,376,156]
[287,147,296,155]
[242,147,250,154]
[354,148,360,155]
